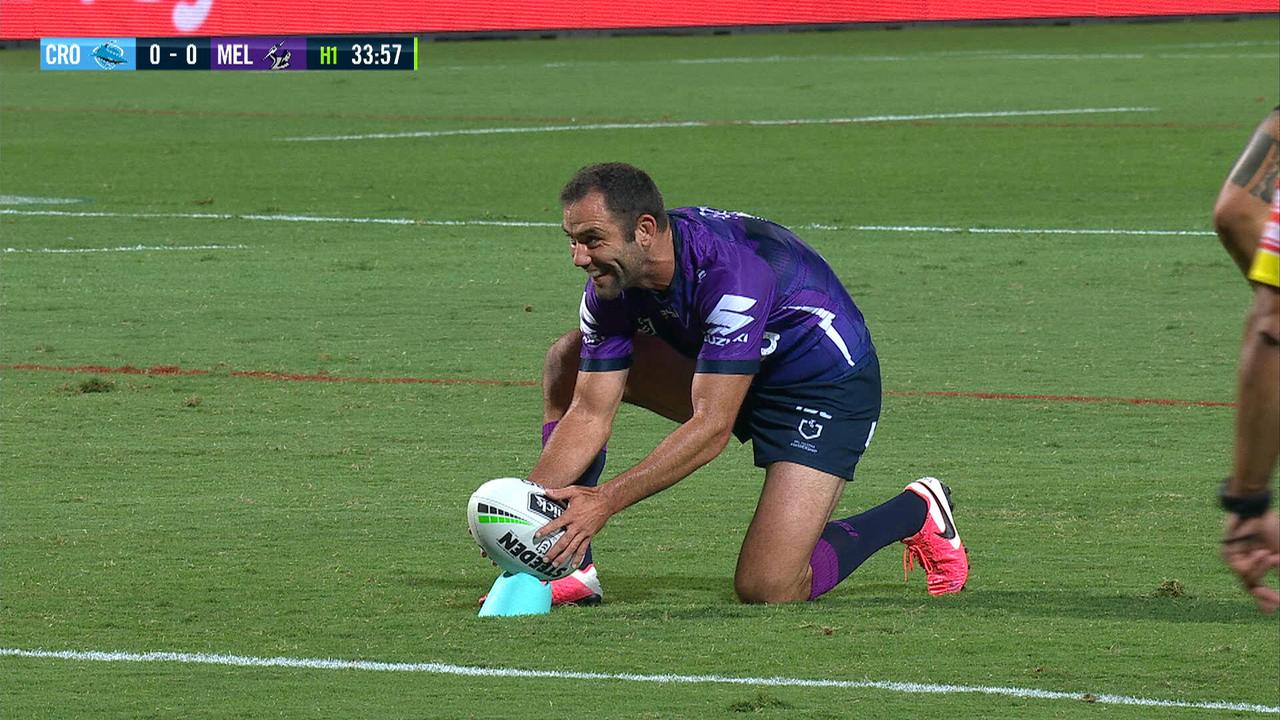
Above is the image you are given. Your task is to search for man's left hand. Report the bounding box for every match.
[536,485,613,569]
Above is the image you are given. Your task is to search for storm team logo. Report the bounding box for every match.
[264,40,292,70]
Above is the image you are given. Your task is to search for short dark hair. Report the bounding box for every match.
[559,162,668,240]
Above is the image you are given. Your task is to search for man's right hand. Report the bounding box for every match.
[1221,509,1280,613]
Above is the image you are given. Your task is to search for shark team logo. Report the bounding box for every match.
[704,294,757,347]
[91,41,127,69]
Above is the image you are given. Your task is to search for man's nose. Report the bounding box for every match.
[571,243,590,267]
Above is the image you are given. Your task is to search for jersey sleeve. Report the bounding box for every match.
[578,281,634,372]
[693,250,776,375]
[1247,183,1280,288]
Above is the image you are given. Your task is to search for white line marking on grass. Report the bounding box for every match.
[1148,40,1279,49]
[0,195,85,205]
[0,208,1216,237]
[277,107,1156,142]
[1158,53,1280,59]
[2,244,248,254]
[998,52,1279,60]
[0,208,555,228]
[2,647,1276,714]
[798,223,1215,237]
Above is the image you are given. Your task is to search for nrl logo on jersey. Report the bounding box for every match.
[580,293,605,346]
[704,294,757,347]
[798,418,823,440]
[636,317,657,336]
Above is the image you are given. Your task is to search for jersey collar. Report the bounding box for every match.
[658,212,686,302]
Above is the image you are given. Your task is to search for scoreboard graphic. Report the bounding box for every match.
[40,36,418,71]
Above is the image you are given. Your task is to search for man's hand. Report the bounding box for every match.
[536,485,614,569]
[1221,509,1280,613]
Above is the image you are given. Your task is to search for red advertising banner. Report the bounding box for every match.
[1,0,1275,40]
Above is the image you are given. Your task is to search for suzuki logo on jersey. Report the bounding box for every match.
[705,294,757,346]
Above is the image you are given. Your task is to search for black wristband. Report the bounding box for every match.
[1219,477,1273,519]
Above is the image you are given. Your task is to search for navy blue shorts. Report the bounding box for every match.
[732,352,881,480]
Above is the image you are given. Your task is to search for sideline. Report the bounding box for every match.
[2,647,1276,714]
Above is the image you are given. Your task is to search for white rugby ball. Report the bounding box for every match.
[467,477,574,581]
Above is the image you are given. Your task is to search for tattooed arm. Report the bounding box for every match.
[1213,108,1279,278]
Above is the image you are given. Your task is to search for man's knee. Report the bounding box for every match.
[734,571,809,604]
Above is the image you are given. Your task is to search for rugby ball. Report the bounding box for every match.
[467,477,574,581]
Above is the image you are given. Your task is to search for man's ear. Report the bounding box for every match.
[634,213,658,246]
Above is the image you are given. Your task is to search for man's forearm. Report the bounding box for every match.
[1230,286,1280,497]
[529,410,611,490]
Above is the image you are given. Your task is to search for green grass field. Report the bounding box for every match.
[3,17,1279,718]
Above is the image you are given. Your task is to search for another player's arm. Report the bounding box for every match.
[1220,281,1280,614]
[537,371,753,567]
[1214,109,1279,277]
[1230,283,1280,499]
[528,368,626,490]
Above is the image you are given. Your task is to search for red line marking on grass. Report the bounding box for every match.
[2,363,1232,407]
[884,389,1234,408]
[0,364,538,388]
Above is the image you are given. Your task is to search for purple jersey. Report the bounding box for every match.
[579,206,873,387]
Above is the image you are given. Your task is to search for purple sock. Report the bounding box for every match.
[808,491,927,600]
[542,421,606,568]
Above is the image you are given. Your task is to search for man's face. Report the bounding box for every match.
[562,191,644,301]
